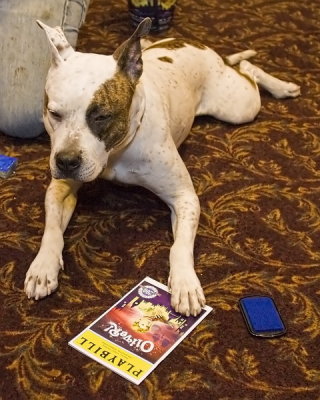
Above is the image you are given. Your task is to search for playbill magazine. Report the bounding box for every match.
[69,277,212,384]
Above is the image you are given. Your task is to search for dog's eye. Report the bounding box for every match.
[94,113,112,123]
[48,109,62,121]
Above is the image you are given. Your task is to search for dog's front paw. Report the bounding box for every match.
[24,250,63,300]
[168,270,206,317]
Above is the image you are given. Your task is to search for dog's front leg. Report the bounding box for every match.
[167,186,206,317]
[24,178,81,300]
[140,146,206,316]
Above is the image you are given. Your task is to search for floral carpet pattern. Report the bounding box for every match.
[1,0,320,399]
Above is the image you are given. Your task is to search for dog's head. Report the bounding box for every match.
[38,18,151,182]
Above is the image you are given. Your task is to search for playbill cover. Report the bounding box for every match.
[69,277,212,385]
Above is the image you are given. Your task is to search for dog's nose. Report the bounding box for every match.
[55,151,82,174]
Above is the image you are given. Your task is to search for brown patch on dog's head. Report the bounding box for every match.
[85,19,152,151]
[86,72,135,150]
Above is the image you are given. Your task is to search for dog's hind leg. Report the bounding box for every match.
[24,178,82,300]
[239,59,301,99]
[225,49,257,66]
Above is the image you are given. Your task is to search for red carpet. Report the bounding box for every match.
[1,0,320,398]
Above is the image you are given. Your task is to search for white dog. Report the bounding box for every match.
[24,18,300,316]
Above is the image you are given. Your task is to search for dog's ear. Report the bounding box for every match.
[36,20,74,66]
[113,18,152,83]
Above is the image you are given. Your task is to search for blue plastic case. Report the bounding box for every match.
[0,154,18,178]
[239,296,286,338]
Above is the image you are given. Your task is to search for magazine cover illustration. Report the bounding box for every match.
[69,277,212,384]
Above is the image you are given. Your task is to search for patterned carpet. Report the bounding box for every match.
[1,0,320,399]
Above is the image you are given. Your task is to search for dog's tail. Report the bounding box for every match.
[224,49,257,66]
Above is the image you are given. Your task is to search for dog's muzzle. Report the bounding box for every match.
[55,150,82,178]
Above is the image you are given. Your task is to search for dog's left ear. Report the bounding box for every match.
[113,18,152,83]
[37,20,74,66]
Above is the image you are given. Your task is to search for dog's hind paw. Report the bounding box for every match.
[271,81,301,99]
[24,251,63,300]
[168,270,206,317]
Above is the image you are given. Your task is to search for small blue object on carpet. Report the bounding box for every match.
[0,154,18,178]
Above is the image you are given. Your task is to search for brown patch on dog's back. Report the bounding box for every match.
[158,56,174,63]
[86,72,135,150]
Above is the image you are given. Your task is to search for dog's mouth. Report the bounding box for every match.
[52,164,102,182]
[52,167,101,182]
[51,153,102,182]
